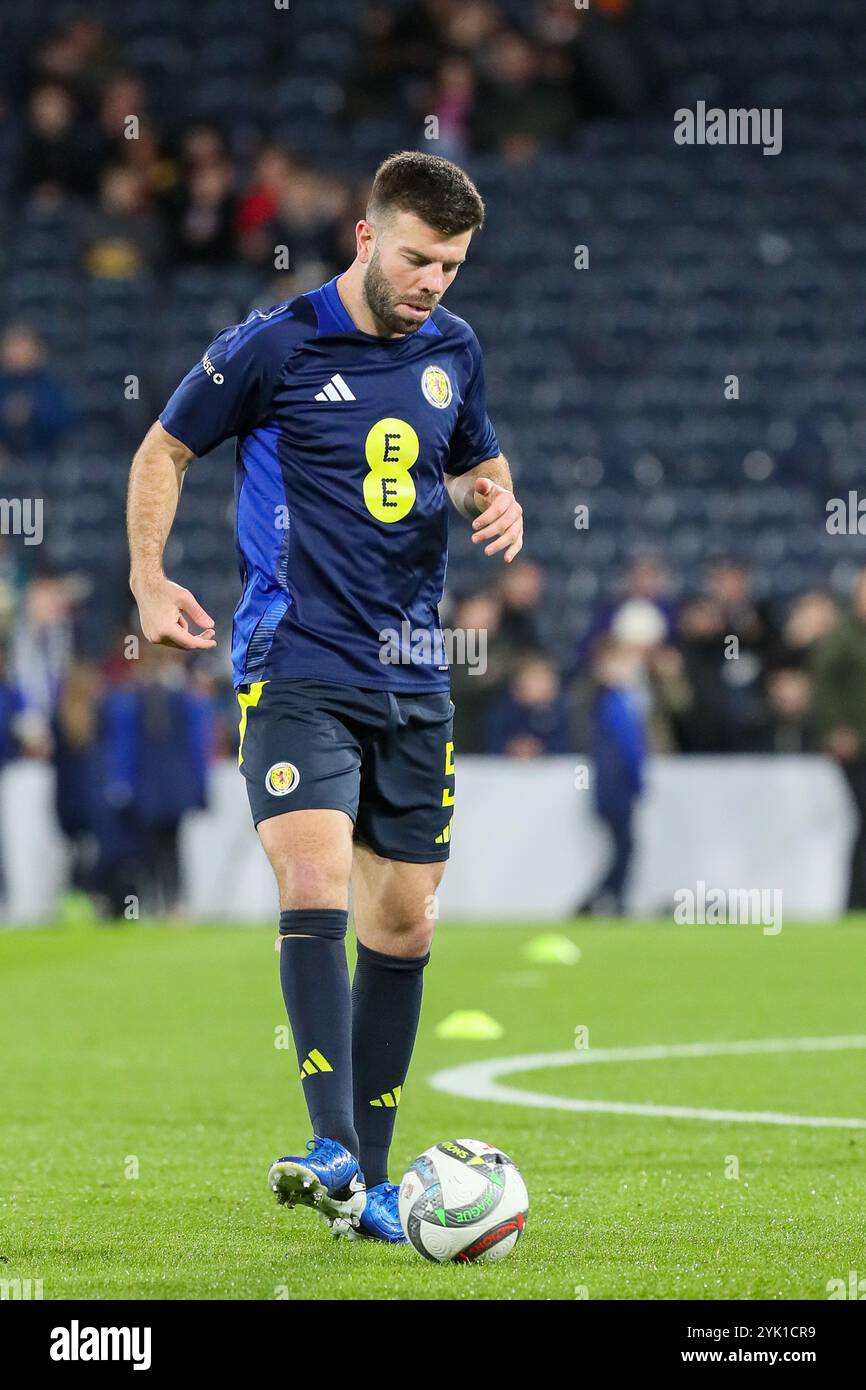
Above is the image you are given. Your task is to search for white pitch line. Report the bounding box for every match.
[429,1035,866,1129]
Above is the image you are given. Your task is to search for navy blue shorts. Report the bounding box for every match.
[236,678,455,863]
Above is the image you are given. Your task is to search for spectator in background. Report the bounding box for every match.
[9,571,78,755]
[0,534,27,641]
[758,668,818,754]
[343,0,467,122]
[82,164,164,278]
[706,558,778,748]
[264,165,348,275]
[706,559,775,659]
[0,640,24,917]
[163,125,237,266]
[811,569,866,910]
[98,71,148,162]
[0,644,23,769]
[30,17,120,110]
[105,644,215,917]
[425,56,478,162]
[237,146,300,265]
[566,555,675,679]
[51,659,140,916]
[97,73,178,204]
[0,325,78,461]
[575,638,646,916]
[342,3,408,121]
[497,558,546,654]
[448,588,509,753]
[767,589,839,672]
[439,0,501,63]
[487,653,570,757]
[17,82,100,199]
[750,589,839,754]
[644,642,693,752]
[473,29,576,162]
[673,595,734,752]
[567,0,664,118]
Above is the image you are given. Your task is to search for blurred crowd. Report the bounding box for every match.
[3,6,865,917]
[5,553,866,915]
[446,555,866,763]
[0,566,227,917]
[2,3,660,299]
[346,0,661,161]
[447,555,866,912]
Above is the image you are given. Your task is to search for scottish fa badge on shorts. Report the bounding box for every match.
[265,761,301,796]
[421,365,452,409]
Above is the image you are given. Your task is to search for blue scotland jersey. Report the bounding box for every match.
[159,275,499,692]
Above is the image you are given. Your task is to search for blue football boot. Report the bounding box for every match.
[345,1181,407,1243]
[267,1136,366,1226]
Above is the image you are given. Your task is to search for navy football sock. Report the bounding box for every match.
[278,909,359,1160]
[351,941,429,1187]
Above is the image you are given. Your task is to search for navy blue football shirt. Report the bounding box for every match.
[159,275,500,692]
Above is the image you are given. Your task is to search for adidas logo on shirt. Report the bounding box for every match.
[314,374,356,402]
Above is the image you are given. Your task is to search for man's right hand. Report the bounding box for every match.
[131,575,217,650]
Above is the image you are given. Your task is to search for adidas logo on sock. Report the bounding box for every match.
[300,1049,333,1078]
[314,373,356,402]
[370,1085,401,1108]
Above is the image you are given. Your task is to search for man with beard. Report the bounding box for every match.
[126,151,522,1242]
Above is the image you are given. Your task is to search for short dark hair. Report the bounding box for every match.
[367,151,485,237]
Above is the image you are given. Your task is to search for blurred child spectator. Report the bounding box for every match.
[566,556,675,679]
[575,638,646,916]
[487,653,570,756]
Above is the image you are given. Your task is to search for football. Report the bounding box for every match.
[398,1138,528,1263]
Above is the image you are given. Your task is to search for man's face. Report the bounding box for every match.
[361,210,473,336]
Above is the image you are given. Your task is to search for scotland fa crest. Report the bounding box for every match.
[265,761,300,796]
[421,365,452,409]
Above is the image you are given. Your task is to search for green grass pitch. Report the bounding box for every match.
[1,918,864,1300]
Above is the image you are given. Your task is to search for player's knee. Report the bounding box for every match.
[382,905,437,956]
[279,859,348,910]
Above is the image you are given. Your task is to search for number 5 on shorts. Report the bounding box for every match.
[442,739,455,807]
